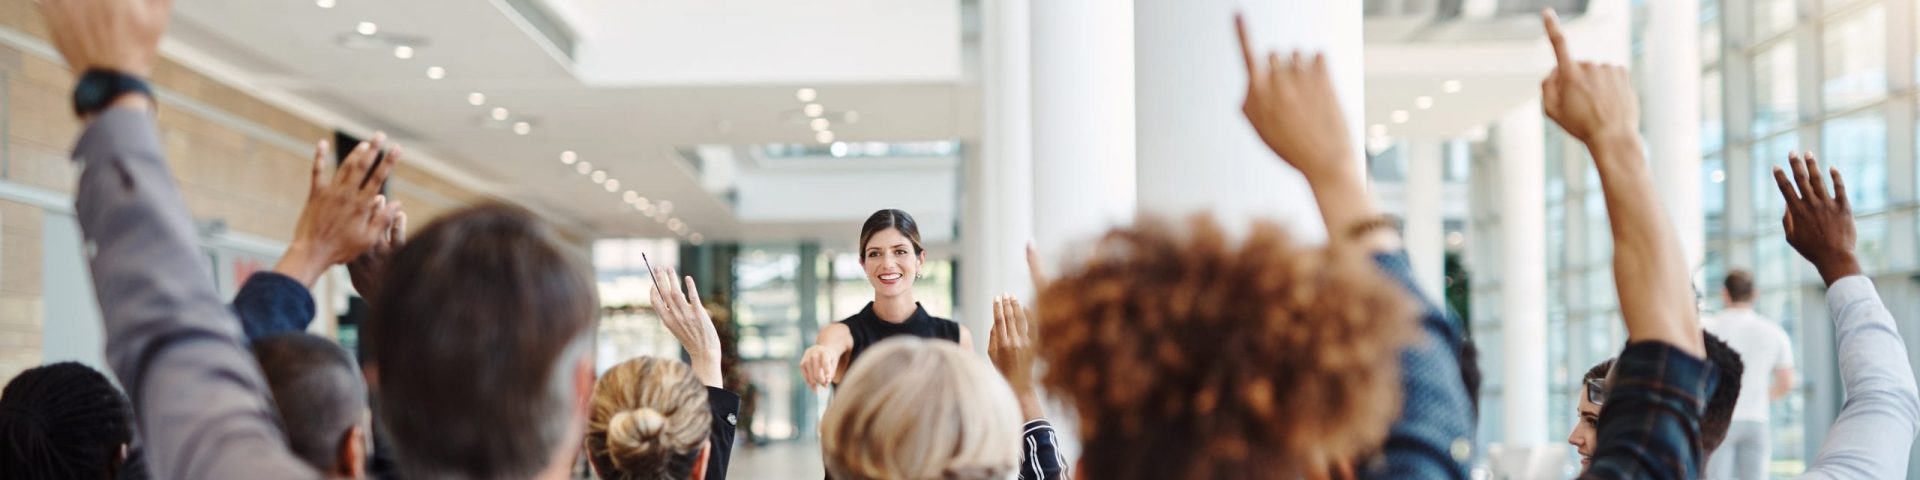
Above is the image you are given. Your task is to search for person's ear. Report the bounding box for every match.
[690,443,712,480]
[338,423,369,479]
[573,354,595,419]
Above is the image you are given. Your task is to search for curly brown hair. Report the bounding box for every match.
[1036,215,1416,480]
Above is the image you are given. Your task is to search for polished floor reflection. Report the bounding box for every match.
[730,440,825,479]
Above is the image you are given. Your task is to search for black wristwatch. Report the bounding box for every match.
[72,69,153,118]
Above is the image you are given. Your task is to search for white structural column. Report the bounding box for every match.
[1499,99,1548,446]
[1030,0,1136,257]
[1133,0,1362,239]
[961,0,1034,353]
[1404,140,1446,303]
[1644,0,1704,273]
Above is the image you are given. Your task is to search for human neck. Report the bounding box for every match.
[873,294,918,323]
[1726,301,1754,310]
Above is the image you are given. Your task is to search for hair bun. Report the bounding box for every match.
[610,408,668,445]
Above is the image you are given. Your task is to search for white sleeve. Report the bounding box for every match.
[1775,324,1796,369]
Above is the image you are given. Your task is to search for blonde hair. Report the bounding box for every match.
[586,357,711,480]
[821,338,1022,480]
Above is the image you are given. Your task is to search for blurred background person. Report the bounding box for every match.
[1701,269,1795,480]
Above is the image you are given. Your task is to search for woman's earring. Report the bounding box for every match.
[916,273,923,279]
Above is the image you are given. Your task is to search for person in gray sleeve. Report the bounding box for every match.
[42,1,620,478]
[1769,153,1920,479]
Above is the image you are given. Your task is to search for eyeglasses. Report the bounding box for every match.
[1585,377,1608,407]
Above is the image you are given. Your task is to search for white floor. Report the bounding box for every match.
[729,439,825,479]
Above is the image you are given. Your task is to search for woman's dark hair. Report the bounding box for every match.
[0,362,133,479]
[859,209,923,256]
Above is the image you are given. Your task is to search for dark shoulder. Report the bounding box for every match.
[926,314,962,338]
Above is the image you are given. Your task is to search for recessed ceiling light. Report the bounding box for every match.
[1368,124,1387,137]
[830,142,849,157]
[797,88,818,102]
[317,0,336,8]
[690,233,704,245]
[659,201,674,215]
[844,111,861,124]
[1447,231,1465,247]
[1442,80,1462,93]
[356,22,378,35]
[393,45,414,59]
[1415,96,1434,109]
[591,171,607,183]
[426,66,445,79]
[560,151,577,164]
[513,121,532,135]
[667,218,684,231]
[468,92,486,106]
[804,104,824,117]
[623,191,639,203]
[1390,110,1410,124]
[810,118,830,131]
[492,107,510,121]
[576,161,593,174]
[816,130,835,143]
[605,179,620,192]
[635,197,652,209]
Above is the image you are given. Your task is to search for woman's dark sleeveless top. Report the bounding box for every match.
[839,302,961,366]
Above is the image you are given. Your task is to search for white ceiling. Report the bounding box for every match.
[169,0,976,243]
[161,0,1615,243]
[1361,8,1628,141]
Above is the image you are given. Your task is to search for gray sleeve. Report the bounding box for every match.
[1799,276,1920,480]
[71,108,316,479]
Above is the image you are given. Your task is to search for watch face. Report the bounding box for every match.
[77,81,107,106]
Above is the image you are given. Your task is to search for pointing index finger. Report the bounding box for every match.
[1542,8,1572,68]
[1235,13,1257,76]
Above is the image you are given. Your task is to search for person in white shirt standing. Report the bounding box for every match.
[1701,269,1796,480]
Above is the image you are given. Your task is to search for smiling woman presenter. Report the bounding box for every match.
[800,209,973,389]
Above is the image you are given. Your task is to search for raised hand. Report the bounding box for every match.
[989,294,1045,421]
[1540,9,1639,146]
[275,136,403,287]
[649,266,723,388]
[36,0,174,78]
[1236,14,1355,182]
[988,295,1036,392]
[1774,152,1861,286]
[348,207,406,304]
[1535,7,1699,358]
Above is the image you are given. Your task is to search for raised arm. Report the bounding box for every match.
[1540,11,1702,357]
[645,267,740,480]
[1236,15,1470,479]
[238,136,402,340]
[1539,9,1714,479]
[41,0,315,476]
[1770,156,1920,479]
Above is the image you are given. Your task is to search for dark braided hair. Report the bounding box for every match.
[0,362,133,479]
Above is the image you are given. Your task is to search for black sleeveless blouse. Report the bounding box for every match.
[839,302,961,367]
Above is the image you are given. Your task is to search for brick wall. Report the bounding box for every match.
[0,0,485,380]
